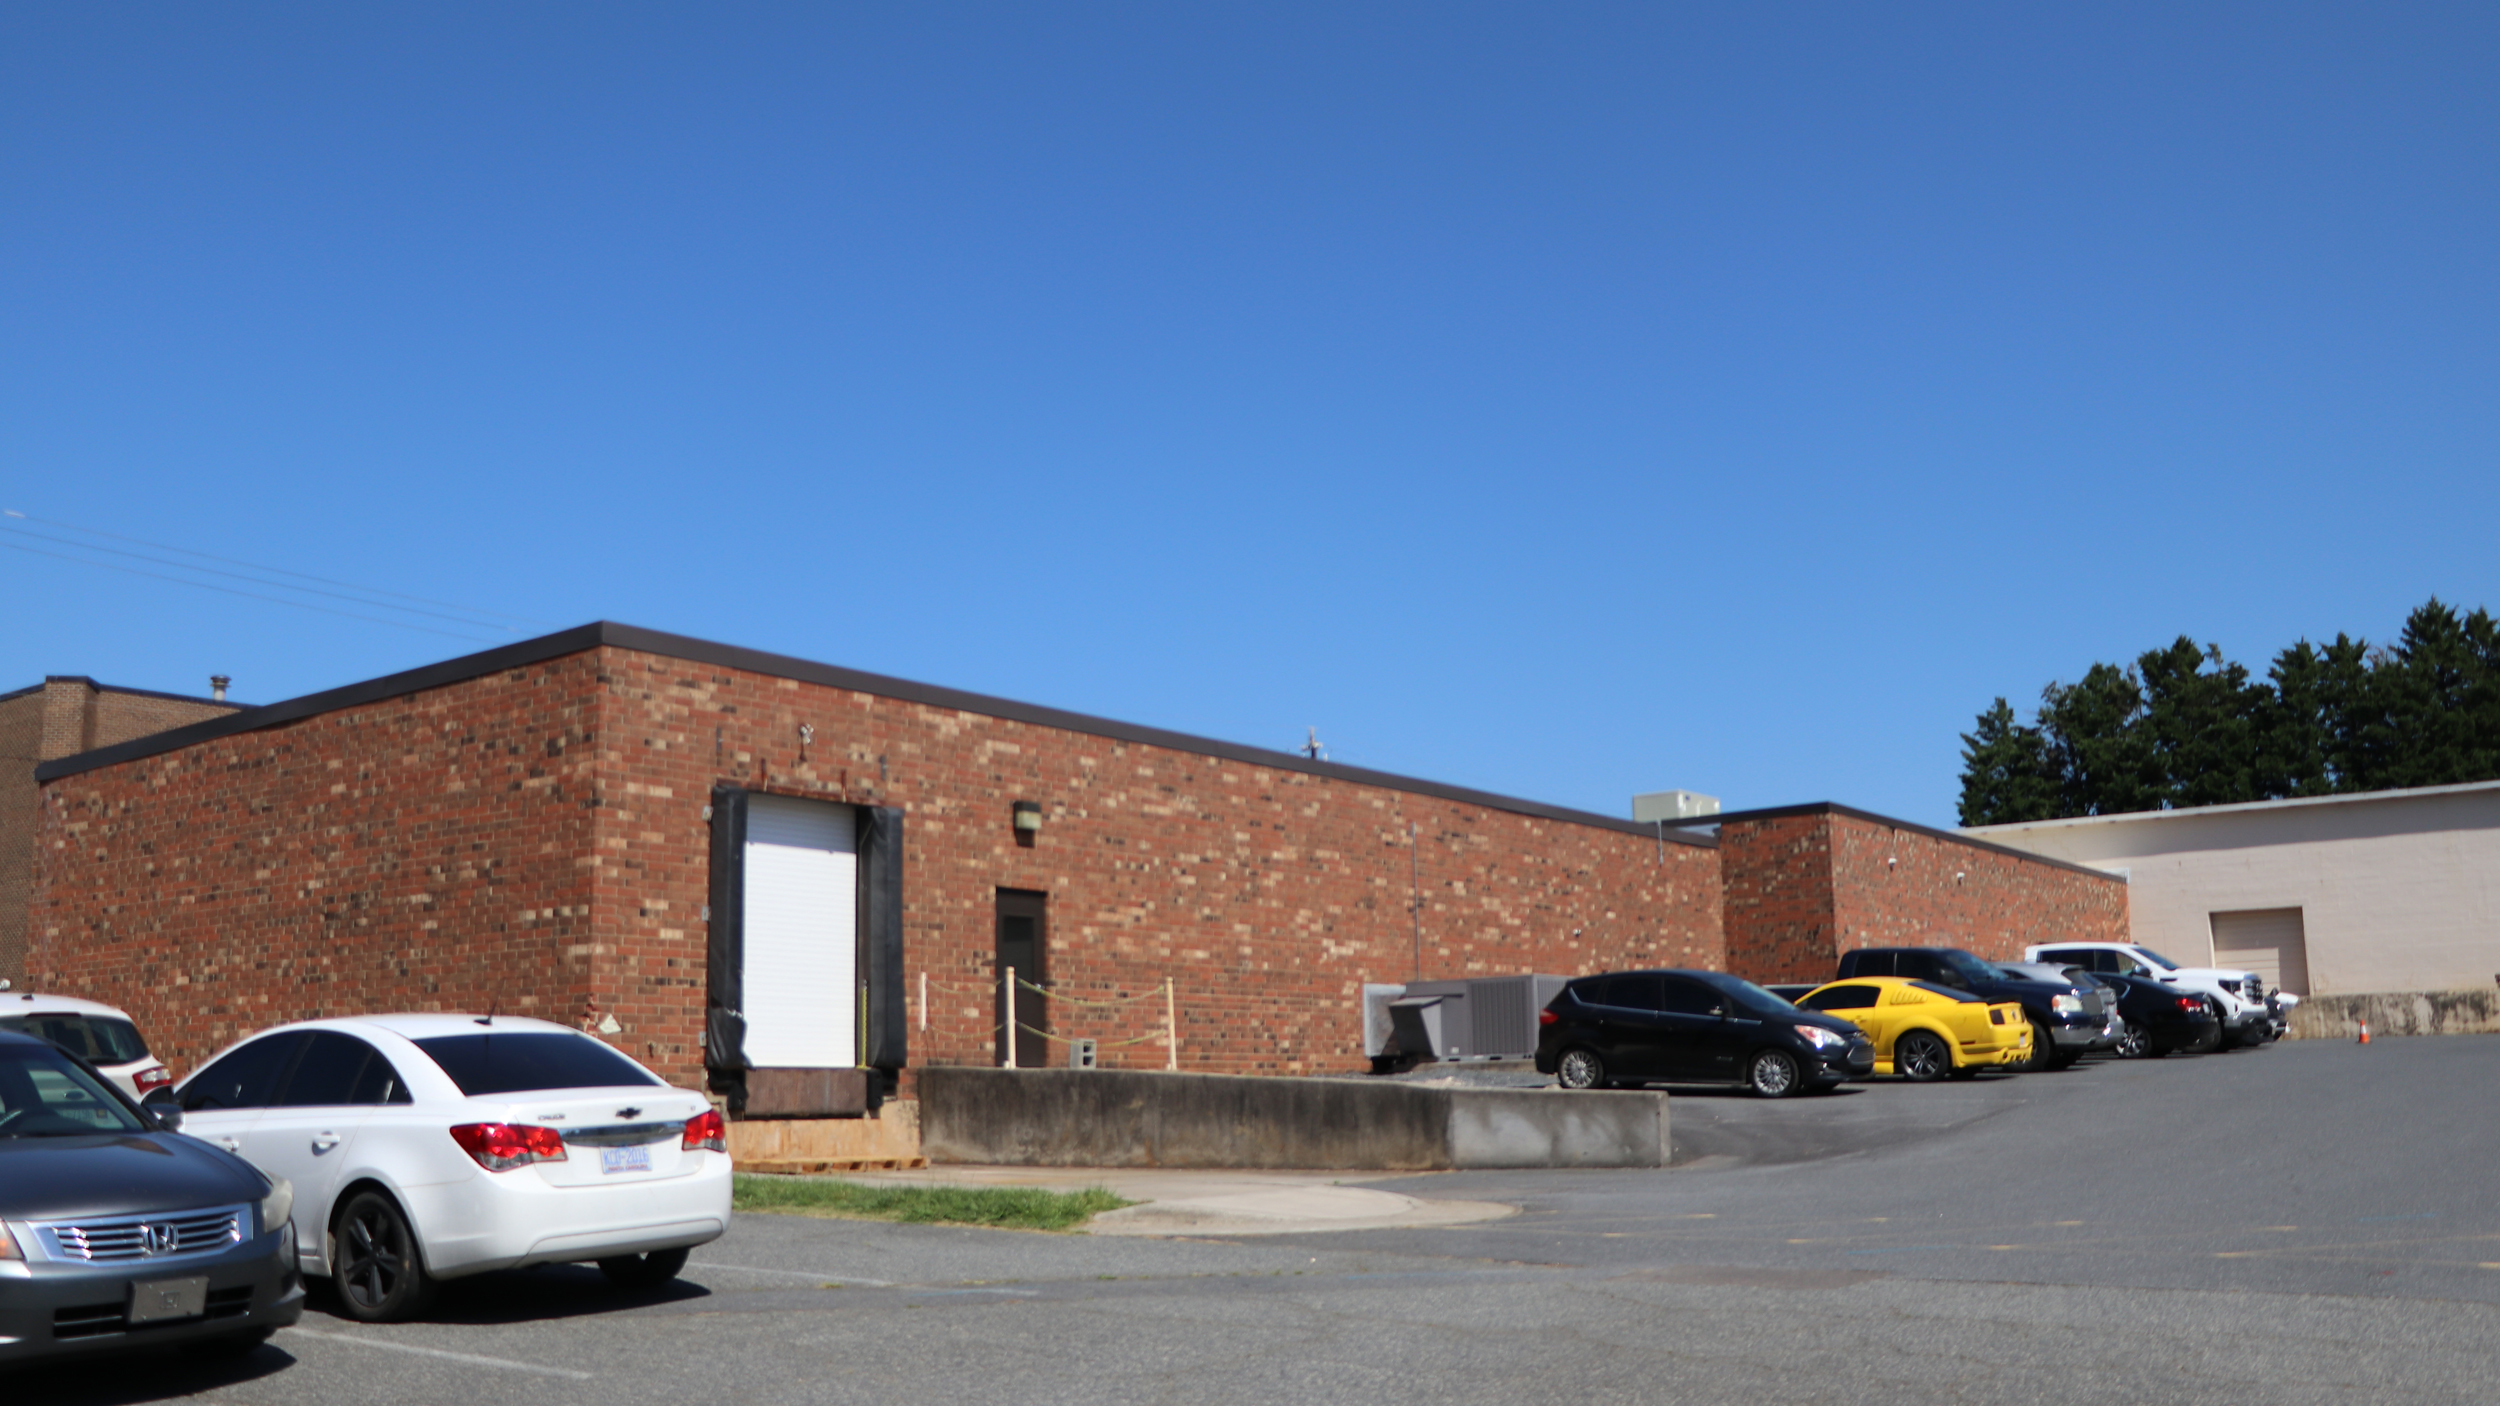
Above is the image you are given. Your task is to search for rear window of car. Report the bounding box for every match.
[1908,981,1984,1003]
[0,1014,151,1065]
[411,1032,662,1096]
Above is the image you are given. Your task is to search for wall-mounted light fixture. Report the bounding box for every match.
[1012,800,1042,844]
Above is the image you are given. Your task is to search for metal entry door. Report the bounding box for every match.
[996,889,1048,1067]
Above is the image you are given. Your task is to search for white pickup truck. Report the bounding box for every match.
[2025,941,2292,1048]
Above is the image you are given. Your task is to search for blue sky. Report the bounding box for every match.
[5,5,2494,827]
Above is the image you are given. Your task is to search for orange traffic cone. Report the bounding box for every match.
[2357,1020,2371,1045]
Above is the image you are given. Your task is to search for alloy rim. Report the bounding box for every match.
[1753,1053,1795,1095]
[1901,1037,1943,1080]
[343,1208,404,1309]
[1559,1050,1600,1089]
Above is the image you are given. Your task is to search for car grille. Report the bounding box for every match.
[41,1207,244,1263]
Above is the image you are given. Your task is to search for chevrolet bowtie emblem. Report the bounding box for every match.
[616,1107,642,1119]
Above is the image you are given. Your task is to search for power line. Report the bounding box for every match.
[0,520,530,633]
[0,538,507,644]
[2,509,557,628]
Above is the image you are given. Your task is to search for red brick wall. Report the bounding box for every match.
[587,647,1723,1085]
[33,644,1725,1086]
[1718,808,2131,985]
[4,681,239,986]
[30,659,606,1073]
[1824,813,2128,963]
[1718,815,1838,984]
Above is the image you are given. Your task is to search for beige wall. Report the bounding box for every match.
[1968,783,2500,998]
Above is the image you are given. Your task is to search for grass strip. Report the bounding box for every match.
[733,1174,1131,1232]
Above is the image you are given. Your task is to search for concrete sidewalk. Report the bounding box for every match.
[830,1163,1519,1236]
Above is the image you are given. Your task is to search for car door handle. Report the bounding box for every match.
[312,1132,341,1152]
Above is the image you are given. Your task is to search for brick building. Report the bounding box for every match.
[0,675,238,985]
[1711,802,2129,984]
[29,624,1724,1113]
[24,624,2127,1129]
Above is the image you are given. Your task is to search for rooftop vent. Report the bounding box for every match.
[1632,790,1720,823]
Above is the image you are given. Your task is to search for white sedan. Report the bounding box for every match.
[0,990,176,1100]
[151,1014,730,1322]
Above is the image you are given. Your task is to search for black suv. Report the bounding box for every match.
[1835,947,2107,1070]
[1535,969,1874,1098]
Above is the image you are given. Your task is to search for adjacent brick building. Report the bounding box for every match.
[29,624,1725,1101]
[1717,803,2129,984]
[0,676,238,986]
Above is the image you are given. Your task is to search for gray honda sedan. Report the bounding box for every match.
[0,1030,303,1364]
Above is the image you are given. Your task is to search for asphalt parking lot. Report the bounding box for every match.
[18,1035,2500,1405]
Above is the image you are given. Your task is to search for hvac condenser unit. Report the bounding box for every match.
[1364,975,1569,1074]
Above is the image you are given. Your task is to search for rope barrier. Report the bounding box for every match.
[1010,975,1161,1007]
[1013,1020,1167,1047]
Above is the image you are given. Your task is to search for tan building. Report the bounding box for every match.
[1968,781,2500,1037]
[0,676,239,984]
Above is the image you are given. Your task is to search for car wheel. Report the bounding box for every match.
[179,1327,273,1360]
[598,1246,690,1290]
[332,1189,436,1323]
[1555,1047,1607,1090]
[1746,1049,1802,1099]
[2115,1026,2151,1059]
[1895,1032,1950,1083]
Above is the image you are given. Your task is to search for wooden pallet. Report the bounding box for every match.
[739,1157,930,1175]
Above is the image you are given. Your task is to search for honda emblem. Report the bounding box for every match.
[141,1222,179,1256]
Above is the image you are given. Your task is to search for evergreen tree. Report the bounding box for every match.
[1955,596,2500,824]
[1956,699,2061,825]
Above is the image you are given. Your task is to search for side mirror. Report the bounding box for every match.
[141,1087,183,1131]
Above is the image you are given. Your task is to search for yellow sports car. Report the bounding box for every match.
[1792,977,2031,1081]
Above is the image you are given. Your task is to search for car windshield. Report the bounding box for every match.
[2130,947,2181,970]
[412,1032,663,1096]
[0,1042,147,1136]
[1909,980,1984,1003]
[1717,978,1801,1015]
[0,1014,151,1065]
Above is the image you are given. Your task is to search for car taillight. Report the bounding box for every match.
[1537,1008,1558,1026]
[2176,996,2205,1014]
[134,1066,174,1091]
[448,1122,568,1172]
[683,1108,727,1153]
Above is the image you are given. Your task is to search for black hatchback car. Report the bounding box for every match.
[1535,969,1875,1098]
[0,1030,303,1365]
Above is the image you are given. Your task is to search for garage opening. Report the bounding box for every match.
[705,789,908,1115]
[2210,907,2310,996]
[743,795,859,1068]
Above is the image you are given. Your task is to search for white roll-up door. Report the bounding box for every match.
[742,795,858,1067]
[2210,907,2310,996]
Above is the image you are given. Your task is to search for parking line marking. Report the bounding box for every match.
[280,1328,594,1380]
[690,1260,896,1287]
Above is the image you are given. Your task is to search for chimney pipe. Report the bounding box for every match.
[210,675,230,702]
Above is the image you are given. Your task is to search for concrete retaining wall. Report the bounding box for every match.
[917,1067,1667,1170]
[2287,988,2500,1039]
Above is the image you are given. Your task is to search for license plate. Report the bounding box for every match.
[129,1276,209,1325]
[599,1144,653,1175]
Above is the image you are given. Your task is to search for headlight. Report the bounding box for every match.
[260,1176,295,1237]
[1794,1024,1847,1050]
